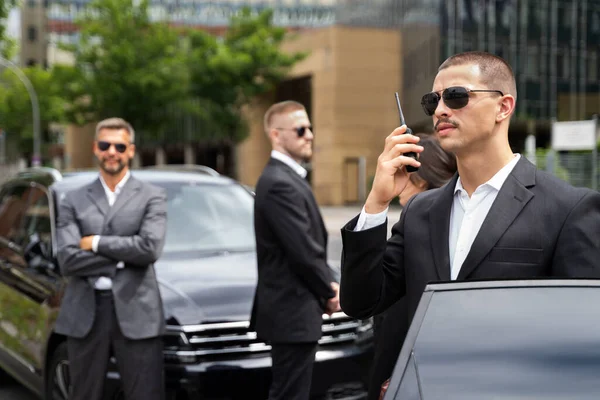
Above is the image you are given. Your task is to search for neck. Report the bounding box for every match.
[273,148,302,164]
[100,168,128,192]
[455,141,514,196]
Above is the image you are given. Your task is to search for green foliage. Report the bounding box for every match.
[0,66,67,153]
[0,0,17,59]
[185,7,307,142]
[534,148,570,182]
[55,1,306,144]
[56,0,192,140]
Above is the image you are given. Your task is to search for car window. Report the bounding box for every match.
[402,286,600,399]
[22,186,53,251]
[155,181,256,254]
[0,183,32,247]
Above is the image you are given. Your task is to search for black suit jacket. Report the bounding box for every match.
[251,158,335,343]
[340,157,600,324]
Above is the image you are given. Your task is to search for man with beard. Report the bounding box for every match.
[251,101,341,400]
[56,117,168,400]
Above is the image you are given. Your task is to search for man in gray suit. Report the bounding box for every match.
[56,117,167,400]
[340,51,600,325]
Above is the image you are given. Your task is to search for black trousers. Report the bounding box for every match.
[367,297,410,400]
[269,342,318,400]
[67,290,164,400]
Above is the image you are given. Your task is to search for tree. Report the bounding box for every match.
[0,66,67,156]
[56,0,191,140]
[0,0,16,59]
[185,7,307,142]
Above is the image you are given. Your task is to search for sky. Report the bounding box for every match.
[7,9,20,40]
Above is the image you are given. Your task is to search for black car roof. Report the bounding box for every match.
[5,166,237,194]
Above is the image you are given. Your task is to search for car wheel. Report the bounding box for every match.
[45,342,70,400]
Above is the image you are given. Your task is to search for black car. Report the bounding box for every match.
[0,166,373,400]
[384,279,600,400]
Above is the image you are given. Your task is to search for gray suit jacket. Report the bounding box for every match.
[55,176,167,339]
[340,157,600,323]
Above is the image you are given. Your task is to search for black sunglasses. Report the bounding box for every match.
[97,141,128,153]
[421,86,504,116]
[276,126,313,137]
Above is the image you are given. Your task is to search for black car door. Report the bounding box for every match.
[0,182,61,394]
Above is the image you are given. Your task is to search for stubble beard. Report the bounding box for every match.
[99,157,127,175]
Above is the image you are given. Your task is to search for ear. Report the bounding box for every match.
[267,128,279,143]
[496,94,516,123]
[128,144,136,158]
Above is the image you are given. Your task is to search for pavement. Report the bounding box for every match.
[321,205,402,271]
[0,205,401,400]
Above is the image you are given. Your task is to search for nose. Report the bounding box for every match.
[434,97,452,120]
[304,128,314,140]
[107,144,117,155]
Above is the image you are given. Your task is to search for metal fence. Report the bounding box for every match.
[529,152,600,190]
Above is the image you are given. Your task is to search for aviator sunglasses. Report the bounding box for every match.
[276,125,313,137]
[421,86,504,116]
[97,141,128,153]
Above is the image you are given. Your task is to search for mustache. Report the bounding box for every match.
[435,118,459,131]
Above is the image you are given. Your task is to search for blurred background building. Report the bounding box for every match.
[15,0,600,204]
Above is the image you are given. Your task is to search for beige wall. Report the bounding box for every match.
[63,123,96,171]
[20,0,47,67]
[237,26,402,206]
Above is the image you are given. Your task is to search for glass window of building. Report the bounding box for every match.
[588,51,598,82]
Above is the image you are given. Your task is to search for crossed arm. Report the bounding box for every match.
[94,189,167,266]
[57,194,118,278]
[57,189,168,277]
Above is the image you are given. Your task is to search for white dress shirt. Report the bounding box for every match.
[271,150,308,178]
[92,171,130,290]
[355,154,521,280]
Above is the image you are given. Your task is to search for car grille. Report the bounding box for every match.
[163,312,372,363]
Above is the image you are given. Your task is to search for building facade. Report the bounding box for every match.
[397,0,600,147]
[17,0,600,204]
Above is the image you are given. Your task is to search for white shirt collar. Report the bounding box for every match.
[99,170,131,194]
[455,154,521,194]
[271,150,308,178]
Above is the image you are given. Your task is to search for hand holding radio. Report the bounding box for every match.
[364,93,423,214]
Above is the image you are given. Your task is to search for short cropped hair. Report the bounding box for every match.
[95,117,135,143]
[438,51,517,100]
[263,101,306,134]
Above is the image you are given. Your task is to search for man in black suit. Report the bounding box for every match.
[340,51,600,330]
[56,117,167,400]
[252,100,341,400]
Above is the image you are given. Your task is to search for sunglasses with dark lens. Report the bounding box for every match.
[97,141,128,153]
[421,86,504,116]
[276,126,313,137]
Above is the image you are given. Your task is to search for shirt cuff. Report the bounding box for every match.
[354,206,388,231]
[92,235,100,253]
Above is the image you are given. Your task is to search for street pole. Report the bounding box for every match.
[0,56,41,167]
[593,114,599,191]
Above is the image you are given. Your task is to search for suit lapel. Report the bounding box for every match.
[270,158,327,243]
[428,175,457,281]
[456,158,536,280]
[86,179,109,216]
[103,177,142,229]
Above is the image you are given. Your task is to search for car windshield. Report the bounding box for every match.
[155,181,255,254]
